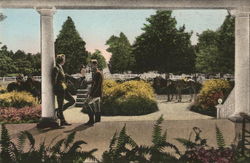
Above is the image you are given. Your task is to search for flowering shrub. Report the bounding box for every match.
[89,80,158,116]
[197,79,231,108]
[182,146,234,163]
[0,85,6,93]
[0,105,41,123]
[0,91,39,108]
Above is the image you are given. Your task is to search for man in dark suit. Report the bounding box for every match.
[53,54,75,126]
[84,59,103,126]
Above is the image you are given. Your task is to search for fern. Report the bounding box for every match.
[176,138,196,149]
[51,138,65,155]
[216,125,225,148]
[64,131,76,151]
[68,140,87,154]
[79,149,99,162]
[23,131,35,151]
[17,131,26,153]
[0,124,12,162]
[152,115,164,145]
[116,125,127,153]
[109,131,117,152]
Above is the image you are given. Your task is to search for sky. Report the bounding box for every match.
[0,9,228,61]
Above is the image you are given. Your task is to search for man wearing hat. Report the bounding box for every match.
[53,54,75,126]
[83,59,104,126]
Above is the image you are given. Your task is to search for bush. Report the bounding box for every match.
[0,91,39,108]
[0,85,6,93]
[197,79,231,108]
[84,80,158,116]
[190,79,232,117]
[0,105,41,123]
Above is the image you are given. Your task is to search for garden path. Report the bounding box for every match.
[64,95,213,123]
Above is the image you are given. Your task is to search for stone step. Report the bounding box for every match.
[77,94,88,98]
[75,102,85,107]
[76,98,87,102]
[77,89,89,94]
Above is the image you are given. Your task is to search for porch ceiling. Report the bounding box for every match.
[0,0,250,9]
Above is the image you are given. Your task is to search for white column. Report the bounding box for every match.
[230,8,250,121]
[37,8,56,119]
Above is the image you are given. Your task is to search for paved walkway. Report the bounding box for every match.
[64,95,213,123]
[5,119,236,161]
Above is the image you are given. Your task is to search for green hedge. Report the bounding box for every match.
[83,80,158,116]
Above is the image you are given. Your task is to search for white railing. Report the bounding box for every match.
[0,76,42,82]
[0,73,234,83]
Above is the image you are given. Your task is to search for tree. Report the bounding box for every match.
[195,30,220,74]
[195,13,235,75]
[0,45,16,76]
[55,16,89,74]
[106,32,135,74]
[0,13,6,22]
[0,44,41,76]
[90,50,107,70]
[132,10,195,74]
[217,13,235,74]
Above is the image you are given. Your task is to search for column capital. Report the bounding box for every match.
[229,7,250,17]
[36,7,56,16]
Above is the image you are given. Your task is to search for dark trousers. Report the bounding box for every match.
[56,89,75,122]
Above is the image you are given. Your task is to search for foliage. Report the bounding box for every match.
[190,79,232,117]
[196,79,231,108]
[0,13,6,21]
[0,106,41,123]
[216,125,225,148]
[0,45,41,76]
[0,84,6,93]
[195,13,235,74]
[177,126,235,163]
[0,91,39,108]
[96,80,158,115]
[0,124,98,162]
[55,16,89,74]
[102,115,180,163]
[132,10,195,74]
[106,32,135,73]
[90,49,107,70]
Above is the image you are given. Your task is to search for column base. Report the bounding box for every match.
[36,117,59,129]
[228,112,249,123]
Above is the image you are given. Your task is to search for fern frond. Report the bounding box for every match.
[78,149,99,162]
[38,141,46,161]
[48,134,60,148]
[161,142,181,156]
[51,138,65,154]
[176,138,196,149]
[17,131,26,153]
[137,145,151,156]
[152,116,164,145]
[116,125,127,152]
[127,135,137,148]
[109,131,117,151]
[9,142,19,162]
[68,140,87,154]
[64,131,76,151]
[216,125,225,148]
[23,131,35,151]
[0,124,12,161]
